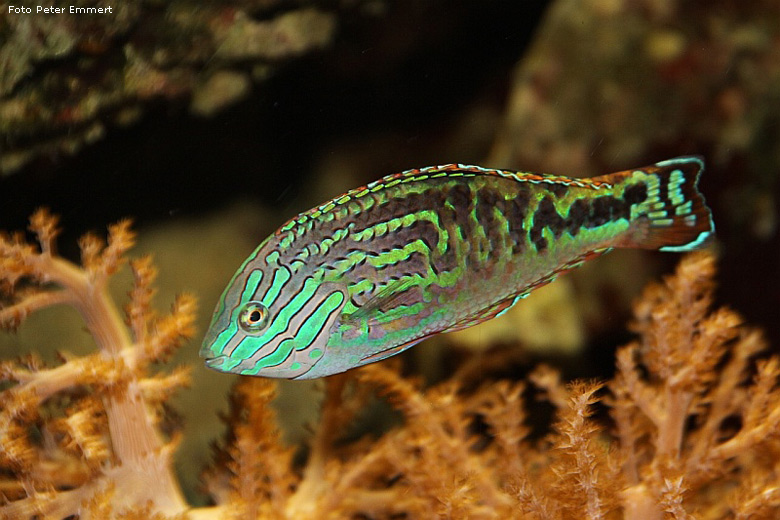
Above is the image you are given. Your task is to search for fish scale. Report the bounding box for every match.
[201,157,714,379]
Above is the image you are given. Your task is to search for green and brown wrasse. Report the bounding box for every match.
[201,157,714,379]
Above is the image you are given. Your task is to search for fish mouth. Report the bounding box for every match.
[203,355,228,370]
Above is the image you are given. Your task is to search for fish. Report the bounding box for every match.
[200,156,714,379]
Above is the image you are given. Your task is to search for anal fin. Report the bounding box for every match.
[442,293,527,334]
[358,335,432,365]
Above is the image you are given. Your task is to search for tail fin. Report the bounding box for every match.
[612,156,715,251]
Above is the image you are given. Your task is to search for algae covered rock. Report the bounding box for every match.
[0,2,338,175]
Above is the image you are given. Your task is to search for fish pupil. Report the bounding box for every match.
[249,310,262,323]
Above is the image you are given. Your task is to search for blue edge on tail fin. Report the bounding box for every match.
[630,156,715,252]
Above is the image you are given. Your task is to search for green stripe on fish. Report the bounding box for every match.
[201,157,715,379]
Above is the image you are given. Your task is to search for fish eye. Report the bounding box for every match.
[238,301,269,333]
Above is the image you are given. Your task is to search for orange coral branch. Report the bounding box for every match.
[0,290,73,330]
[356,364,514,514]
[1,211,191,518]
[706,357,780,462]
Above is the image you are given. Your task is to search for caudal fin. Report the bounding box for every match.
[614,156,715,251]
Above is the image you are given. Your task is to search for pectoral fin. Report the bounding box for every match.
[342,277,419,325]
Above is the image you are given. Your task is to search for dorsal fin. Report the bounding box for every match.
[276,164,612,236]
